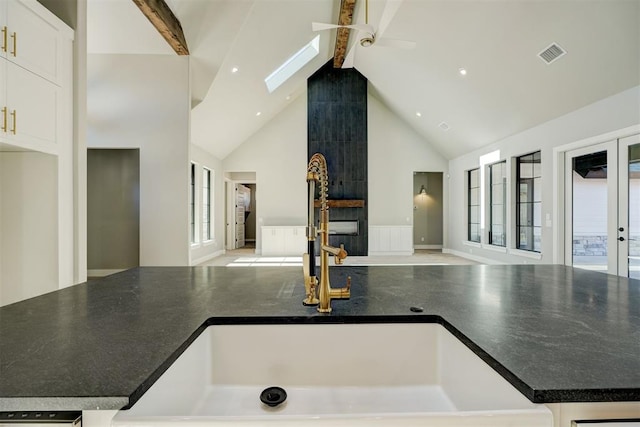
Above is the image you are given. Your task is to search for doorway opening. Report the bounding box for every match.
[225,173,257,253]
[87,149,140,278]
[413,172,444,250]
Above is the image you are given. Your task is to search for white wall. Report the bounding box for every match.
[87,54,191,266]
[1,153,59,306]
[447,86,640,264]
[223,93,308,252]
[190,144,224,265]
[368,95,449,226]
[222,91,448,254]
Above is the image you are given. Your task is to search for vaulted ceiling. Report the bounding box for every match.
[87,0,640,160]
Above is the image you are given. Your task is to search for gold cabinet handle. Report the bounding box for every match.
[1,107,6,132]
[10,31,16,57]
[10,110,16,134]
[1,26,6,53]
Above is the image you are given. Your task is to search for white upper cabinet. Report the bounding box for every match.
[2,0,67,85]
[4,59,58,151]
[0,0,73,154]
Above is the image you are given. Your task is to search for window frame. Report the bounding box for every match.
[202,167,212,242]
[467,168,481,243]
[515,151,542,252]
[190,162,198,245]
[488,160,507,247]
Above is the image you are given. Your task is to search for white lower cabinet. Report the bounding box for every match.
[546,402,640,427]
[261,226,306,256]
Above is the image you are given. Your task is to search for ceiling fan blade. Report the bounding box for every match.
[377,0,405,38]
[342,43,357,69]
[374,38,416,49]
[312,22,342,31]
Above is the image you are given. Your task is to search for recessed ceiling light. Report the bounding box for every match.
[458,68,467,76]
[256,112,262,117]
[438,122,450,131]
[231,67,239,73]
[415,112,422,117]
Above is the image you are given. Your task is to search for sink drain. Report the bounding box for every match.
[260,386,287,407]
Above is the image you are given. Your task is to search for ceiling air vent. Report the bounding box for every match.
[438,122,450,131]
[538,43,566,64]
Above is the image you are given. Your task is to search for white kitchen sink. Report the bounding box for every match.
[112,323,552,427]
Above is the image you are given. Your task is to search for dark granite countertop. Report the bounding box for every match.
[1,265,639,411]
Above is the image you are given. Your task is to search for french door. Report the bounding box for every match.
[565,134,640,278]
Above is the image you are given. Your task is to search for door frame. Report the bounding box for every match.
[553,124,640,269]
[224,178,257,251]
[564,140,618,274]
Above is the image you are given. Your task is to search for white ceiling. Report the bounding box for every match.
[87,0,640,160]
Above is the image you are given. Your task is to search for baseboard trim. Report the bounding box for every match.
[414,245,443,250]
[191,249,225,266]
[443,248,505,264]
[368,251,414,257]
[87,269,127,278]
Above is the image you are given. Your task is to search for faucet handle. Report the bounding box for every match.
[334,244,347,265]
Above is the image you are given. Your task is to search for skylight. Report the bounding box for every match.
[265,35,320,93]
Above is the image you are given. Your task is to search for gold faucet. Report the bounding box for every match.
[302,153,351,313]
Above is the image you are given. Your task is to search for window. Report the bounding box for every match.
[190,163,197,244]
[489,161,507,246]
[202,168,212,241]
[467,168,480,242]
[265,35,320,93]
[516,151,542,252]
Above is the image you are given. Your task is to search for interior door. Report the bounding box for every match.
[235,184,247,248]
[565,135,640,277]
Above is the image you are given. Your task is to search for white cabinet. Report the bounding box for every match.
[3,60,58,151]
[261,226,306,256]
[0,0,73,307]
[0,0,72,154]
[2,0,61,84]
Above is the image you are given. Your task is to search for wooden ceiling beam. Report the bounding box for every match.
[333,0,357,68]
[131,0,190,55]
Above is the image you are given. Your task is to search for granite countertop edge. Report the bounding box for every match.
[1,265,639,411]
[2,314,635,411]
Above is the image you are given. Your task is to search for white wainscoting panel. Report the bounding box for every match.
[368,226,414,256]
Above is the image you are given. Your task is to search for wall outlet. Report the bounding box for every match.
[421,237,425,242]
